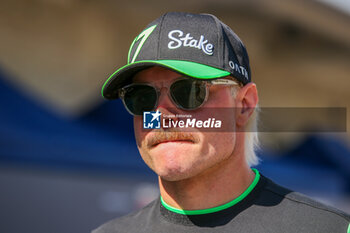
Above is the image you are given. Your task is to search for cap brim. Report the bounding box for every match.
[102,60,230,99]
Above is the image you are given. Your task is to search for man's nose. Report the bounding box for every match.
[156,87,178,116]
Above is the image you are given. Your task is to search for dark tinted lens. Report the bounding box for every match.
[170,79,207,109]
[122,84,157,115]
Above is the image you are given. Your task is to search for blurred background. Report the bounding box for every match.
[1,0,350,232]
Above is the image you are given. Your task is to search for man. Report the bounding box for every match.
[94,12,350,233]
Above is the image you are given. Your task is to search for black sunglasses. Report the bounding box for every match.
[118,77,240,116]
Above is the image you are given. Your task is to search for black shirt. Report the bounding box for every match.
[92,171,350,233]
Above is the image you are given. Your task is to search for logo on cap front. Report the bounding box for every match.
[167,30,214,55]
[128,25,157,64]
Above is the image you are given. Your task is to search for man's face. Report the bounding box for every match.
[133,66,238,181]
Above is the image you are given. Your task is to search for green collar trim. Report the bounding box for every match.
[160,168,260,215]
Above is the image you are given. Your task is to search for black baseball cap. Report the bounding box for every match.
[102,12,251,99]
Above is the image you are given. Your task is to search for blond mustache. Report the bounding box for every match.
[146,128,199,148]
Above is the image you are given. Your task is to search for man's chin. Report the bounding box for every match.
[158,174,189,182]
[156,171,190,182]
[156,167,196,182]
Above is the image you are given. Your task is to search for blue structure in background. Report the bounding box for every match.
[0,70,350,194]
[257,135,350,196]
[0,71,151,175]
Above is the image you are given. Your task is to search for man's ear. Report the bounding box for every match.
[235,83,258,128]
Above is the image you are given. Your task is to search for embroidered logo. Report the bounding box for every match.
[228,61,249,80]
[128,25,157,64]
[168,30,214,55]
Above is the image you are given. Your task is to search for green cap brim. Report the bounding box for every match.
[101,60,230,99]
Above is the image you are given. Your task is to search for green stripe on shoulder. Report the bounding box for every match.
[347,222,350,233]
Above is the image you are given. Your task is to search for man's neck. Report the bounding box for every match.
[158,153,255,211]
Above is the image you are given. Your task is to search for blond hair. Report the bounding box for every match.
[231,85,260,167]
